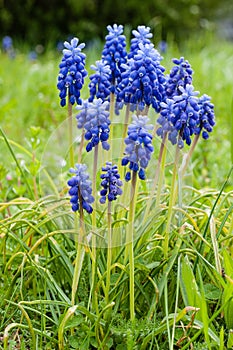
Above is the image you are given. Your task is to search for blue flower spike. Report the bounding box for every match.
[116,42,166,113]
[88,60,111,102]
[122,115,154,181]
[99,162,123,204]
[196,94,215,139]
[67,164,94,213]
[165,57,193,98]
[102,24,128,91]
[57,37,87,107]
[76,99,111,152]
[157,84,200,148]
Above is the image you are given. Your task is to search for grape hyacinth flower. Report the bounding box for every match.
[67,164,94,213]
[122,115,154,181]
[88,60,111,102]
[195,94,215,139]
[2,36,13,52]
[128,25,153,59]
[99,162,123,204]
[157,84,200,148]
[117,42,166,112]
[102,24,128,92]
[57,37,87,107]
[80,99,111,152]
[165,57,193,98]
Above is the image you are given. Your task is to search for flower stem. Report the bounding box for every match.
[143,133,167,223]
[78,129,85,163]
[71,191,85,305]
[91,143,99,310]
[164,143,180,257]
[127,170,137,321]
[105,201,112,305]
[68,99,75,168]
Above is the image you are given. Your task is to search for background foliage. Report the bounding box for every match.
[0,0,232,45]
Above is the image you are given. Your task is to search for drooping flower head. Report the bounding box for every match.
[102,24,128,92]
[122,115,154,181]
[67,164,94,213]
[157,84,200,148]
[77,99,111,152]
[128,25,153,58]
[99,162,123,204]
[165,57,193,98]
[57,37,87,107]
[117,42,166,112]
[88,60,111,102]
[195,94,215,139]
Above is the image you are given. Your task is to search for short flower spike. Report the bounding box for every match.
[67,164,94,213]
[88,60,111,102]
[99,162,123,204]
[122,115,154,180]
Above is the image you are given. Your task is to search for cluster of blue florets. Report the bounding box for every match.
[88,60,111,102]
[99,163,123,204]
[58,25,216,213]
[117,43,166,112]
[67,164,94,213]
[101,24,128,91]
[122,115,154,181]
[81,99,111,152]
[57,38,87,107]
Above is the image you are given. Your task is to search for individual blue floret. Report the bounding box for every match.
[57,37,87,107]
[88,60,111,102]
[67,164,94,213]
[122,115,154,181]
[102,24,128,92]
[99,162,123,204]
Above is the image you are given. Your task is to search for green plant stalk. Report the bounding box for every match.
[58,305,78,350]
[127,170,137,321]
[68,99,75,168]
[18,302,36,349]
[143,134,167,224]
[164,144,180,257]
[170,255,181,349]
[105,201,112,305]
[119,104,130,177]
[78,129,85,163]
[90,143,99,311]
[71,207,85,306]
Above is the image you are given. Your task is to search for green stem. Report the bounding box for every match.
[78,129,85,163]
[164,143,180,257]
[143,133,167,224]
[90,144,99,311]
[105,201,112,305]
[127,171,137,321]
[71,191,85,306]
[68,100,75,168]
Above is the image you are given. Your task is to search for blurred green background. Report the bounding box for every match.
[1,0,233,45]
